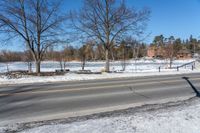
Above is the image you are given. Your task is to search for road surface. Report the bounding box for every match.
[0,73,200,125]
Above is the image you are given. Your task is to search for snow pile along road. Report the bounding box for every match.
[4,98,199,133]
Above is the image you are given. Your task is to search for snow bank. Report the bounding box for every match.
[0,70,199,85]
[12,98,200,133]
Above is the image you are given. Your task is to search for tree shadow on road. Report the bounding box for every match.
[182,77,200,97]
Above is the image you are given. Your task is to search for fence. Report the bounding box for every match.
[158,61,196,72]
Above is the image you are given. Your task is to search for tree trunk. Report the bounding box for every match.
[105,49,110,72]
[64,62,66,71]
[122,47,126,71]
[132,47,136,59]
[6,63,9,72]
[111,50,115,61]
[35,60,41,74]
[59,61,63,70]
[81,59,85,70]
[169,58,173,69]
[28,62,32,73]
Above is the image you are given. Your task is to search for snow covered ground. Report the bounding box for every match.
[1,97,199,133]
[0,59,199,85]
[0,59,196,73]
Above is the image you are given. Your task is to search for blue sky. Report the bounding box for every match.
[63,0,200,42]
[1,0,200,51]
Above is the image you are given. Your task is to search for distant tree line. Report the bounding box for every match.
[0,51,28,62]
[151,35,200,54]
[0,35,199,65]
[0,41,147,62]
[1,35,199,63]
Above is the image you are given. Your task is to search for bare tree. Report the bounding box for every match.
[78,42,94,70]
[0,0,66,74]
[58,48,71,71]
[124,36,138,59]
[70,0,150,72]
[24,50,33,73]
[165,36,182,68]
[62,46,71,71]
[118,41,128,71]
[94,44,105,60]
[164,36,175,68]
[78,45,87,70]
[54,51,65,71]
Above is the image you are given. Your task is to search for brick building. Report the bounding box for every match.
[147,46,192,59]
[176,49,192,59]
[147,46,166,58]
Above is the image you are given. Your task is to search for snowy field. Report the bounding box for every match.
[0,59,199,85]
[1,97,199,133]
[0,59,196,73]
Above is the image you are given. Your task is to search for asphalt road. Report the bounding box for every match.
[0,73,200,125]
